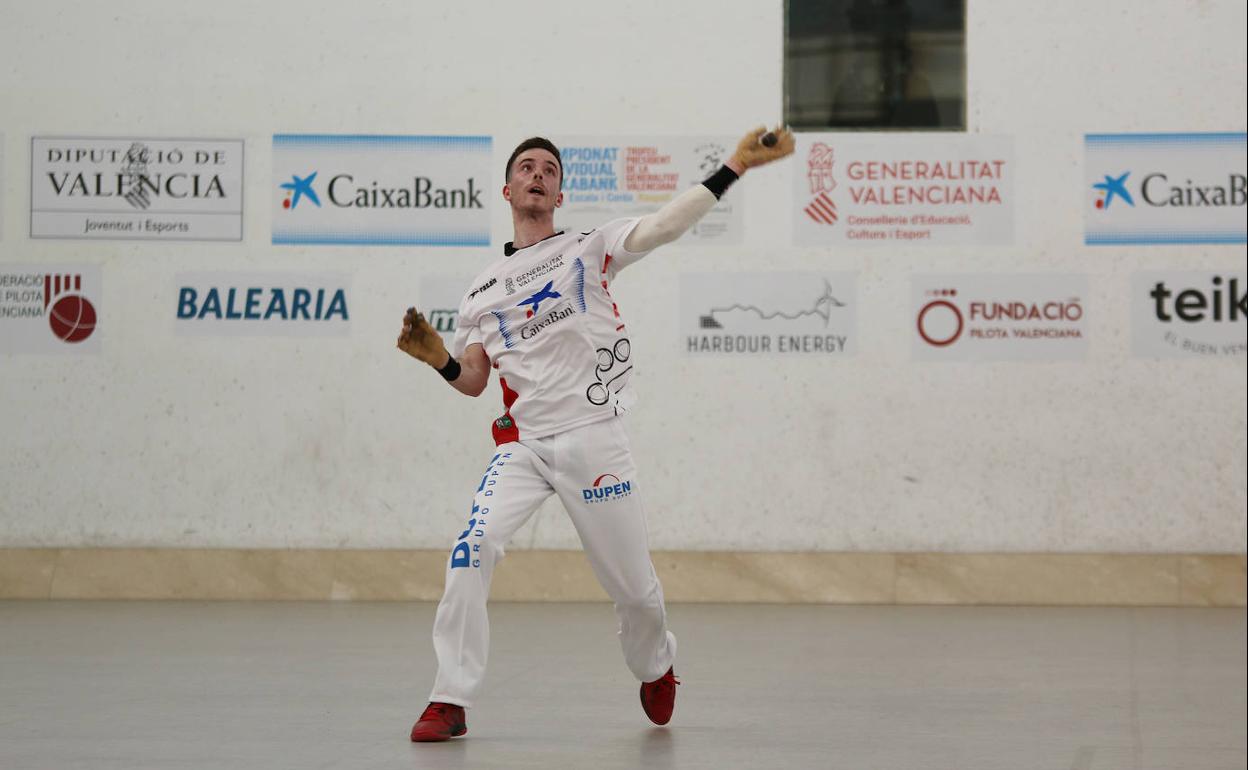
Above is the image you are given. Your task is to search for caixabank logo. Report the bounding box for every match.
[0,264,101,354]
[1085,133,1247,245]
[277,169,483,210]
[488,275,581,351]
[912,274,1088,362]
[1091,170,1244,210]
[174,272,350,337]
[1132,272,1246,358]
[271,135,491,246]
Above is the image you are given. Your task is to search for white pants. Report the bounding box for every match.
[428,417,677,708]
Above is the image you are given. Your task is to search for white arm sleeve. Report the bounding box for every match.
[450,295,481,358]
[622,184,718,254]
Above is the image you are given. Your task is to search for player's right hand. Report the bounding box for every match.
[731,125,796,170]
[396,307,450,367]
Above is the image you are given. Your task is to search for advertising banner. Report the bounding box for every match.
[794,134,1014,246]
[681,272,856,356]
[1085,133,1246,245]
[912,274,1088,361]
[551,136,742,244]
[1,263,102,354]
[31,137,243,241]
[272,135,491,246]
[1132,271,1246,357]
[175,272,351,337]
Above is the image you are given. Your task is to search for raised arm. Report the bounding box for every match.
[397,308,491,397]
[624,126,795,253]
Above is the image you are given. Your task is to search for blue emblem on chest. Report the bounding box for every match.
[517,281,562,317]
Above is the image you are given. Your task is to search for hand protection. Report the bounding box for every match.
[396,307,450,367]
[730,125,796,170]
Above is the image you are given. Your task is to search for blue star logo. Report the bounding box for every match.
[1092,172,1133,210]
[280,172,321,210]
[518,281,561,316]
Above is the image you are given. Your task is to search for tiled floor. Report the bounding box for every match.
[0,601,1243,769]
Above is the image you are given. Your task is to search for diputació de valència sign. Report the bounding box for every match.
[31,137,244,241]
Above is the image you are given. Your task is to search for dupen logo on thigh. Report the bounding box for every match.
[451,452,509,569]
[582,473,633,504]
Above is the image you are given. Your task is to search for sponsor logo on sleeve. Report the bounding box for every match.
[468,277,497,299]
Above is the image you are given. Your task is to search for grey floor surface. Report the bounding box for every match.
[0,602,1244,770]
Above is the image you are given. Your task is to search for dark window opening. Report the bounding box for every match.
[785,0,966,130]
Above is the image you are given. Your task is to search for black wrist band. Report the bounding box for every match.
[701,164,740,200]
[436,355,462,382]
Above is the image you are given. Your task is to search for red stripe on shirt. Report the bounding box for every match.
[491,376,521,445]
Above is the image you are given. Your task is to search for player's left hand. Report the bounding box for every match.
[730,125,796,171]
[397,307,449,367]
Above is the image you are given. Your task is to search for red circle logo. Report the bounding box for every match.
[48,295,97,343]
[917,300,963,347]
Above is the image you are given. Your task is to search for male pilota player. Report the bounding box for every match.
[398,126,795,742]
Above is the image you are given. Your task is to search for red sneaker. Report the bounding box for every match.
[410,702,467,742]
[639,667,680,725]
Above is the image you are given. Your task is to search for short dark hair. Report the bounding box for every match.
[505,137,562,182]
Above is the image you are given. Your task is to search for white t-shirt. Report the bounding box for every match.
[452,218,652,444]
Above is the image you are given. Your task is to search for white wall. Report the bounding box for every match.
[1,0,1244,552]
